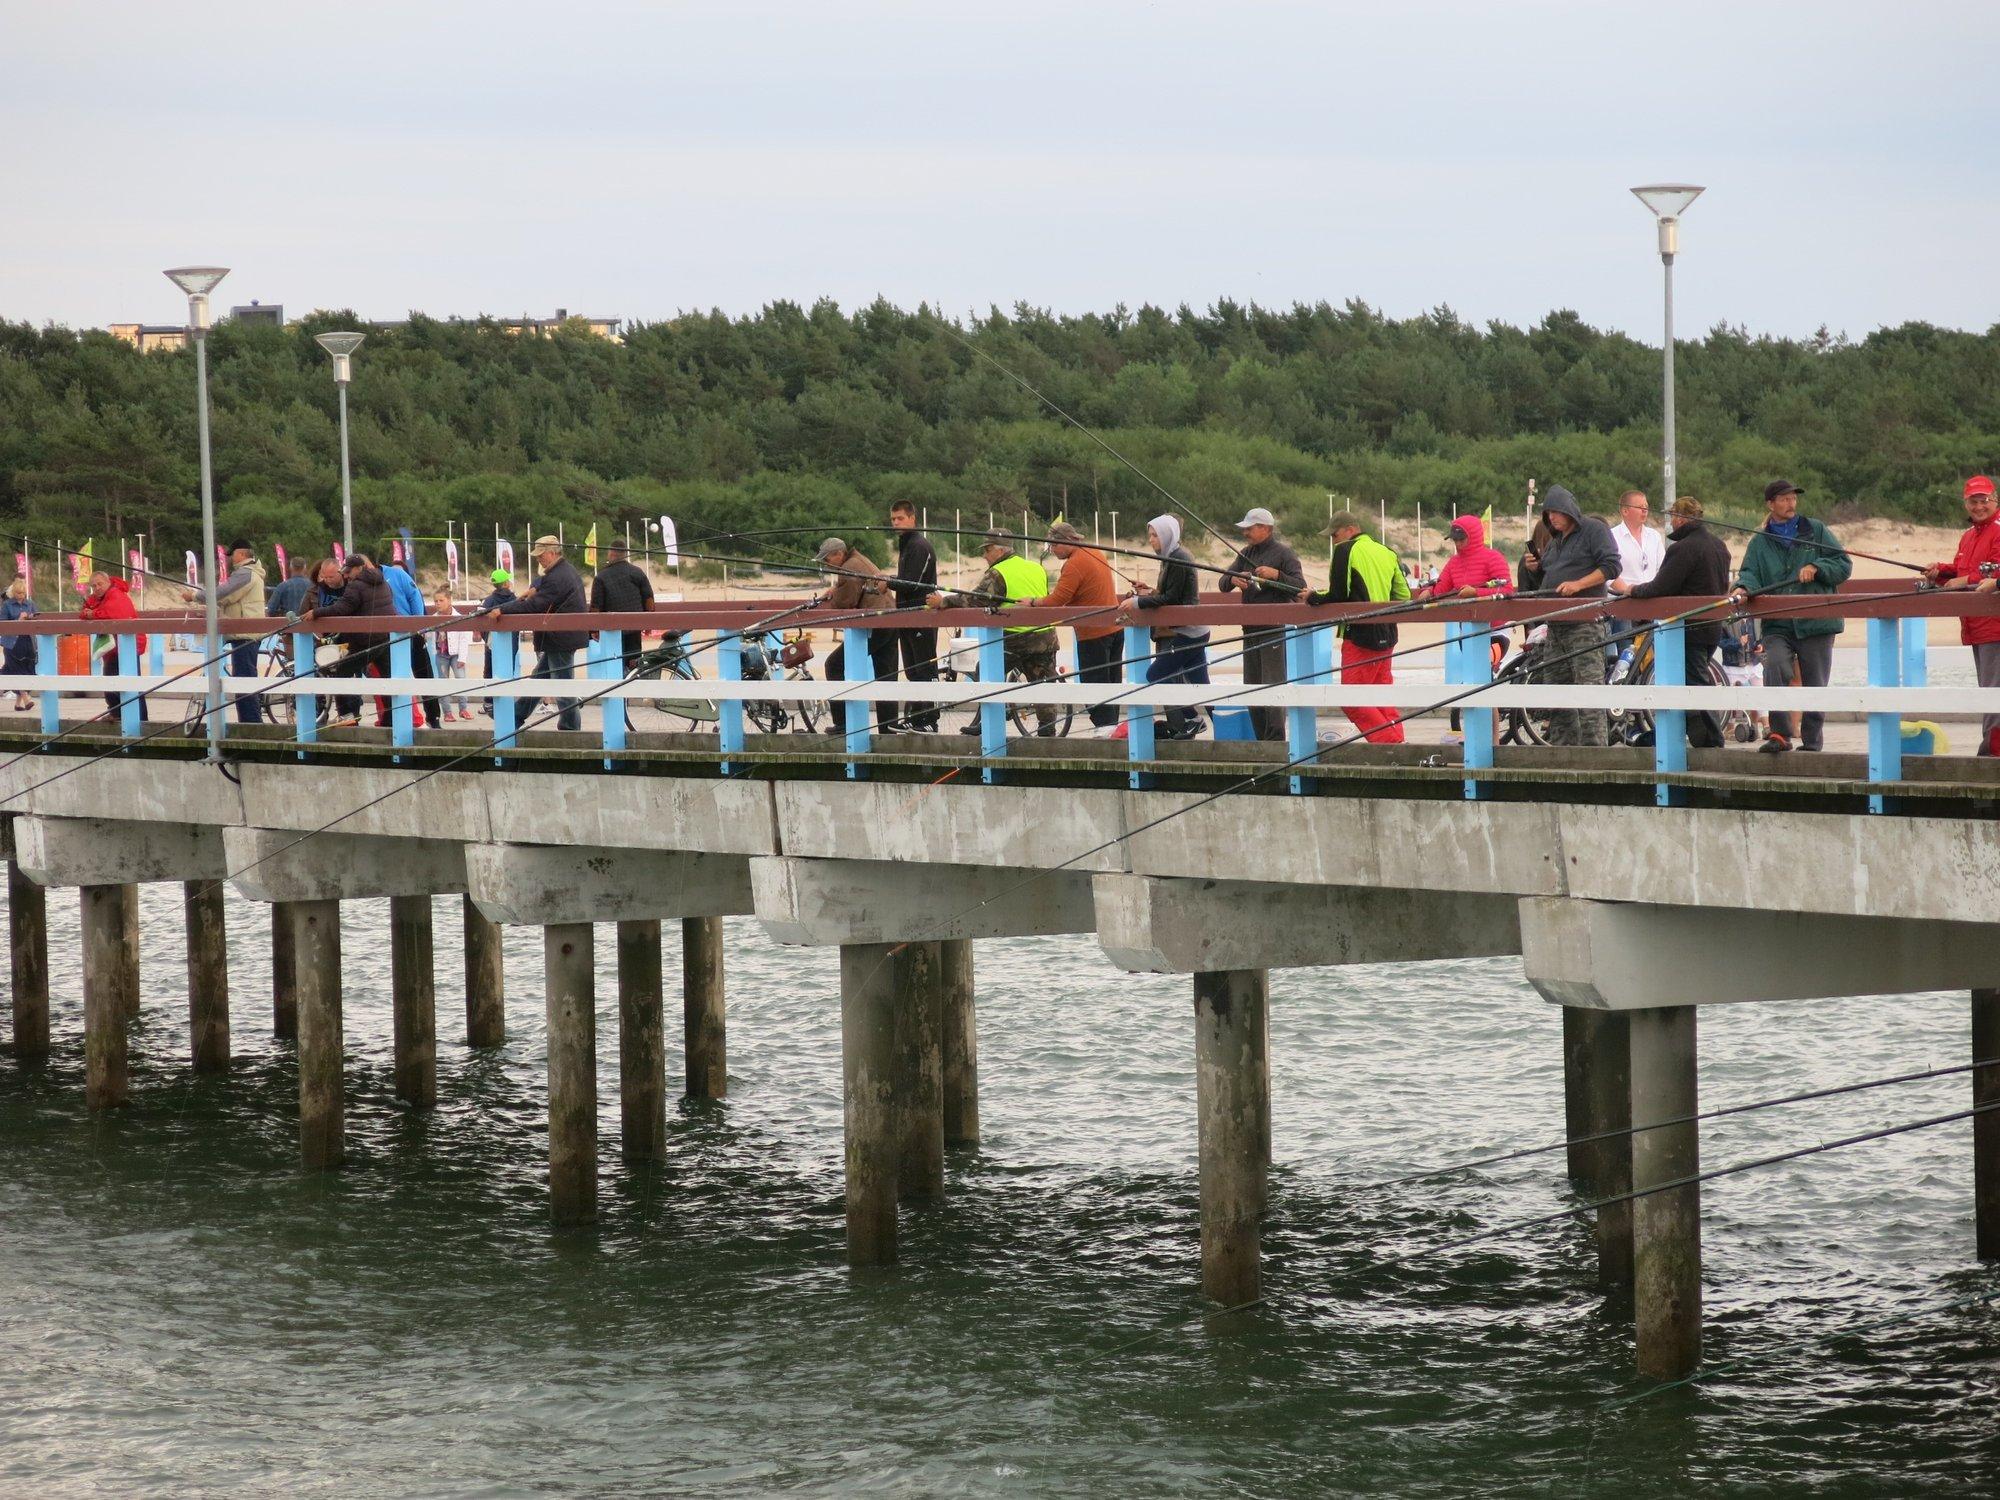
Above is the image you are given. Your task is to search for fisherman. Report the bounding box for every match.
[589,540,656,669]
[1518,485,1622,747]
[1219,506,1306,741]
[816,537,899,732]
[476,567,516,718]
[928,529,1058,736]
[1307,511,1409,744]
[1921,474,2000,756]
[882,501,940,733]
[1044,521,1122,731]
[1730,480,1851,754]
[300,553,396,728]
[181,539,267,724]
[384,552,441,728]
[79,569,148,723]
[1614,495,1732,748]
[485,535,588,732]
[1115,516,1209,741]
[1417,512,1514,745]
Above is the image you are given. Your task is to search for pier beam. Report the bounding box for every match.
[463,895,506,1048]
[1193,967,1269,1305]
[183,880,230,1073]
[9,850,49,1062]
[941,937,978,1147]
[544,922,598,1226]
[894,940,945,1202]
[1629,1005,1701,1380]
[389,895,437,1110]
[271,903,298,1041]
[80,883,135,1109]
[840,941,901,1267]
[293,899,344,1169]
[682,915,726,1099]
[619,919,667,1160]
[1976,989,2000,1260]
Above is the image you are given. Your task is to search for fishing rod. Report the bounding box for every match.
[1555,498,1929,579]
[1355,1054,2000,1193]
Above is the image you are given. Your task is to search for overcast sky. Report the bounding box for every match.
[3,0,1993,341]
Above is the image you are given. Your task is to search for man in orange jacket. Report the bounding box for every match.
[1923,474,2000,756]
[1045,522,1123,729]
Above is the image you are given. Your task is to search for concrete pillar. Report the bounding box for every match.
[389,895,437,1110]
[1577,1010,1633,1290]
[9,856,49,1062]
[1562,1007,1592,1187]
[893,941,944,1202]
[1193,968,1269,1305]
[119,883,141,1021]
[940,937,978,1147]
[1975,989,2000,1261]
[544,922,597,1227]
[462,894,505,1048]
[682,915,726,1099]
[618,919,667,1160]
[840,941,900,1267]
[1629,1005,1701,1381]
[271,902,298,1041]
[183,880,230,1073]
[80,883,134,1109]
[293,899,344,1169]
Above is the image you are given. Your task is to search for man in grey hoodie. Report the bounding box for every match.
[1518,485,1622,746]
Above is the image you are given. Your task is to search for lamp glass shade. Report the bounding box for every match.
[163,266,231,296]
[1630,184,1704,220]
[315,331,366,358]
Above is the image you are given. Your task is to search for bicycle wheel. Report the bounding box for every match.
[260,649,297,728]
[626,651,719,734]
[1005,665,1074,738]
[1497,648,1552,747]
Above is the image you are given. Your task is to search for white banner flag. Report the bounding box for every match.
[184,550,198,587]
[659,515,678,567]
[496,538,515,575]
[445,539,460,587]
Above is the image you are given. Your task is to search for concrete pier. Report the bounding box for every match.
[271,902,298,1041]
[1562,1008,1592,1187]
[840,941,901,1267]
[893,941,945,1202]
[682,915,726,1099]
[463,895,506,1048]
[618,919,667,1160]
[1976,989,2000,1261]
[389,895,437,1110]
[1629,1005,1701,1380]
[80,883,134,1109]
[544,922,598,1226]
[940,937,978,1147]
[294,899,344,1169]
[120,883,141,1021]
[1580,1011,1633,1289]
[9,851,48,1062]
[1193,967,1269,1305]
[183,880,230,1073]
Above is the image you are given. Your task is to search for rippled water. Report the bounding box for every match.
[3,886,1997,1496]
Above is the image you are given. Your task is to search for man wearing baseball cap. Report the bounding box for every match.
[1220,507,1305,740]
[1923,475,2000,755]
[1731,481,1852,753]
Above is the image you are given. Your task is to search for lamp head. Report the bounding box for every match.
[164,266,230,332]
[1630,184,1704,257]
[314,330,365,384]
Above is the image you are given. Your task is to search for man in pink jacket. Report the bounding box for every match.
[1419,513,1514,601]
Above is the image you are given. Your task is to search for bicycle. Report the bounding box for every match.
[621,634,721,734]
[937,629,1075,737]
[742,629,823,736]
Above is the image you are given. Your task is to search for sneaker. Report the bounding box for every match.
[1035,723,1057,738]
[1441,731,1465,746]
[957,723,981,736]
[1758,733,1791,755]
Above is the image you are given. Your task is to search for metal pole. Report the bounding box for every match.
[1661,250,1677,501]
[337,380,354,554]
[193,331,223,764]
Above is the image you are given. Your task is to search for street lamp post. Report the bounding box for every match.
[165,266,230,764]
[314,331,366,552]
[1630,184,1705,502]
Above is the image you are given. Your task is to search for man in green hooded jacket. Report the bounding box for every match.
[1730,479,1852,753]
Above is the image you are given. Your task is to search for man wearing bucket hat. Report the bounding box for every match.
[1220,507,1306,740]
[1923,475,2000,755]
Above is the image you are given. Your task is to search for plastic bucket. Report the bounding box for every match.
[1210,707,1257,741]
[57,634,92,675]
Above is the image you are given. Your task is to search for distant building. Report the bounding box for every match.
[107,324,188,353]
[229,300,284,326]
[104,304,622,348]
[495,309,622,341]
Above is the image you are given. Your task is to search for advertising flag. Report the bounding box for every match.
[659,515,678,567]
[496,538,514,574]
[332,541,346,568]
[445,539,460,588]
[273,543,288,579]
[583,522,598,570]
[184,550,198,587]
[400,527,415,573]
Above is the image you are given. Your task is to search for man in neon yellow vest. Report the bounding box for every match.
[927,529,1059,735]
[1307,511,1410,744]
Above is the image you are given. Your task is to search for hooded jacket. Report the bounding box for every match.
[314,566,396,648]
[1309,530,1410,648]
[1735,513,1852,640]
[1932,514,2000,646]
[1520,486,1621,597]
[1431,514,1514,599]
[1626,518,1732,650]
[1133,515,1208,641]
[80,577,145,653]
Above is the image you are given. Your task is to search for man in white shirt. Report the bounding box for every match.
[1612,490,1665,586]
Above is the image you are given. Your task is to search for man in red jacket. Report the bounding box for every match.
[1923,475,2000,756]
[79,571,148,723]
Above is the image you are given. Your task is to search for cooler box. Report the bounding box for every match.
[1210,708,1257,741]
[1900,720,1948,756]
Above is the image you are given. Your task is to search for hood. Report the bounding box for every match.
[95,577,132,600]
[1451,513,1486,550]
[1668,518,1706,541]
[1149,514,1182,556]
[1542,486,1582,527]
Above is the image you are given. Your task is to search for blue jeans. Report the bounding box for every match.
[522,646,580,731]
[230,637,265,724]
[1146,636,1210,737]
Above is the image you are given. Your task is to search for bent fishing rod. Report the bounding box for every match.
[1580,499,1931,578]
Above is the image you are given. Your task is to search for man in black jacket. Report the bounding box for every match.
[1220,506,1307,741]
[1616,495,1732,748]
[486,535,587,731]
[883,501,939,732]
[301,554,397,726]
[588,542,656,668]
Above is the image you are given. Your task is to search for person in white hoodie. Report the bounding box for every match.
[1117,514,1210,739]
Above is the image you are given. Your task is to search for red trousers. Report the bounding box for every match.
[1341,638,1404,744]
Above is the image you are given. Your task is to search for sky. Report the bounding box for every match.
[2,0,1994,342]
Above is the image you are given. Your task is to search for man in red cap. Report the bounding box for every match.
[1923,475,2000,755]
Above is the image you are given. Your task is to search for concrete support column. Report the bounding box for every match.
[462,894,506,1048]
[1562,1007,1592,1187]
[119,883,141,1021]
[183,880,230,1073]
[292,899,344,1169]
[1629,1005,1701,1381]
[389,895,437,1110]
[1975,989,2000,1260]
[618,919,667,1160]
[544,922,597,1227]
[1193,967,1270,1305]
[80,883,135,1109]
[940,937,978,1147]
[1577,1010,1633,1290]
[9,856,49,1062]
[893,941,944,1202]
[271,902,298,1041]
[840,941,900,1267]
[682,915,726,1099]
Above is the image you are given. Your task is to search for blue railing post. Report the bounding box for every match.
[36,635,57,737]
[389,634,414,750]
[717,629,744,774]
[974,626,1007,782]
[842,625,872,779]
[1457,622,1495,800]
[492,630,519,753]
[1123,623,1155,790]
[1284,626,1317,795]
[1652,621,1688,808]
[589,633,625,768]
[1901,615,1929,688]
[1866,616,1901,814]
[292,630,317,751]
[116,632,140,739]
[148,633,165,677]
